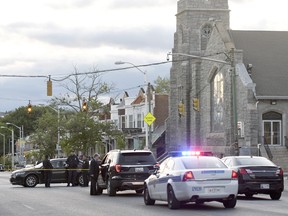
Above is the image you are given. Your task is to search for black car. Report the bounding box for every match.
[10,158,84,187]
[221,156,284,200]
[96,149,158,196]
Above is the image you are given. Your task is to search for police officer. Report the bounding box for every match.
[81,155,89,187]
[89,153,100,195]
[43,155,53,188]
[66,151,79,186]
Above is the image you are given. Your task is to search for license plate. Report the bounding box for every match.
[205,187,222,193]
[260,184,270,189]
[135,167,144,172]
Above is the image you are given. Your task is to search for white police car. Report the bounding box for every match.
[144,151,238,209]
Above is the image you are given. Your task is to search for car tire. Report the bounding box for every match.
[25,175,38,187]
[167,185,180,209]
[270,191,282,200]
[136,189,143,194]
[96,182,103,195]
[144,184,155,205]
[107,178,116,196]
[77,174,84,186]
[223,197,237,208]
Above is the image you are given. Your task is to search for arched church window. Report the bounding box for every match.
[211,71,224,132]
[201,24,212,50]
[263,111,282,120]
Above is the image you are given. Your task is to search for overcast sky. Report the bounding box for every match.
[1,0,288,112]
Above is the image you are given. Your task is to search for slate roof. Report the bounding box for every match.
[230,30,288,98]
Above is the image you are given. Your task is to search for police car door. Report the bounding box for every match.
[158,158,175,200]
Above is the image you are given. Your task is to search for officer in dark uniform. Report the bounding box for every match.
[81,155,89,187]
[89,153,100,195]
[43,155,53,188]
[66,151,79,186]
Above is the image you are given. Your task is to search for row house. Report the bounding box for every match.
[110,86,168,157]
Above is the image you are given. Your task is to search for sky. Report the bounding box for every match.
[1,0,288,112]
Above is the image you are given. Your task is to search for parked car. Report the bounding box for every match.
[96,149,158,196]
[0,164,5,172]
[221,156,284,200]
[10,158,84,187]
[144,151,238,209]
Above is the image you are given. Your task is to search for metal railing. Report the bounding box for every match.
[285,136,288,149]
[262,136,273,161]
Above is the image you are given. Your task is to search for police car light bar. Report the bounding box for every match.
[169,151,213,157]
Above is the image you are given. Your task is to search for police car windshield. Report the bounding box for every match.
[119,153,156,164]
[181,157,227,169]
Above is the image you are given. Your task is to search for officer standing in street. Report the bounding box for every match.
[43,155,53,188]
[89,153,100,195]
[82,155,89,187]
[66,151,79,186]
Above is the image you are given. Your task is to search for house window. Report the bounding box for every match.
[119,115,126,129]
[137,113,142,128]
[128,115,134,128]
[211,72,224,132]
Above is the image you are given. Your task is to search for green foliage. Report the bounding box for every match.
[154,76,170,94]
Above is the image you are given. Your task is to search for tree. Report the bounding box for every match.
[154,76,170,94]
[49,66,124,155]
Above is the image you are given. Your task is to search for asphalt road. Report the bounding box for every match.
[1,172,287,216]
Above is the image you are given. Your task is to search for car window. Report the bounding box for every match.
[119,152,156,164]
[181,157,227,169]
[224,158,232,167]
[235,157,275,166]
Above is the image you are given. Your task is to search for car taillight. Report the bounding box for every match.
[231,170,238,179]
[276,168,283,176]
[239,168,253,174]
[115,164,121,172]
[182,171,194,181]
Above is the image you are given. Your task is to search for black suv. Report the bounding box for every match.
[96,149,158,196]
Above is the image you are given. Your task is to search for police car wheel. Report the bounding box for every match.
[107,178,116,196]
[167,185,180,209]
[96,182,103,195]
[144,184,155,205]
[223,197,237,208]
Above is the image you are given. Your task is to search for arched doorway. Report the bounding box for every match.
[262,111,282,145]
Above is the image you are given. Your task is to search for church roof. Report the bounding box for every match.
[230,30,288,98]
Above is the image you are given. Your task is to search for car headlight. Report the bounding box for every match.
[14,172,25,177]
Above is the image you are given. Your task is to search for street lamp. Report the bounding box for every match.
[0,133,5,168]
[114,61,149,149]
[6,122,23,163]
[1,126,14,169]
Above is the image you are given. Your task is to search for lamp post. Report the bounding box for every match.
[6,122,23,163]
[0,133,5,168]
[1,126,14,169]
[167,51,238,155]
[114,61,149,149]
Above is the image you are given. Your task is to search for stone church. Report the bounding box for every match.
[165,0,288,170]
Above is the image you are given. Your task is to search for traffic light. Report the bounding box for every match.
[27,101,32,114]
[82,101,88,112]
[178,101,184,117]
[193,98,200,111]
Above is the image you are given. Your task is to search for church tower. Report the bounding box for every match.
[167,0,231,152]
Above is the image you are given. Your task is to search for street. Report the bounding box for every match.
[0,172,287,216]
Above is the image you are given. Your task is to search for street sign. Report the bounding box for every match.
[144,112,156,126]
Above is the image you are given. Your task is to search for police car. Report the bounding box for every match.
[143,151,238,209]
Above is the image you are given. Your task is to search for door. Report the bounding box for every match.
[263,120,281,145]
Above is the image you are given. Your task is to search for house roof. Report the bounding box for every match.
[230,30,288,97]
